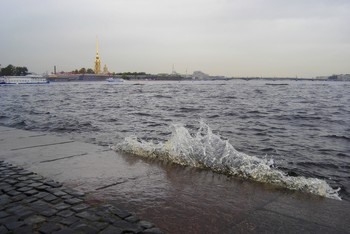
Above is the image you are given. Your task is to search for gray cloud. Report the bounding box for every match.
[1,0,349,77]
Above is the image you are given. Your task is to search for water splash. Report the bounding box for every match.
[112,120,341,200]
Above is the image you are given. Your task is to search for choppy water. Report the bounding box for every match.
[0,80,349,201]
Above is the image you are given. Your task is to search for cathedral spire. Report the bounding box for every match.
[94,36,101,74]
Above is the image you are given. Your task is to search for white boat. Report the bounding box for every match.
[106,77,125,83]
[0,74,49,84]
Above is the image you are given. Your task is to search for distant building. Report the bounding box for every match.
[192,71,210,79]
[328,74,350,81]
[103,64,109,74]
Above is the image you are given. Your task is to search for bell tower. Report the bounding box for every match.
[94,37,101,74]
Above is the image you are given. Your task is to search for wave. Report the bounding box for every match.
[153,94,172,99]
[111,120,341,200]
[322,134,350,141]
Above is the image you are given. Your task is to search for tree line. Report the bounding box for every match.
[0,64,28,76]
[70,68,95,74]
[116,72,147,75]
[0,64,149,77]
[68,70,148,76]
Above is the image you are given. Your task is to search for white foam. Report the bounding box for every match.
[111,120,341,200]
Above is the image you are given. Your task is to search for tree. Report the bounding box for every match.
[1,64,16,76]
[1,65,28,76]
[121,73,128,80]
[15,66,28,76]
[86,68,94,74]
[79,68,86,74]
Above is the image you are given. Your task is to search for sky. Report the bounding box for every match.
[0,0,349,77]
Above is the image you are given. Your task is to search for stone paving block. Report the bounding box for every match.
[112,207,131,219]
[47,216,63,224]
[28,182,44,188]
[91,221,109,231]
[112,219,142,233]
[6,204,27,214]
[4,179,18,185]
[1,186,14,193]
[8,174,22,179]
[17,176,30,181]
[0,194,10,200]
[72,223,98,234]
[94,212,118,225]
[10,194,27,202]
[24,215,46,225]
[99,225,123,234]
[50,198,62,205]
[61,195,74,200]
[0,211,9,219]
[18,170,33,176]
[0,195,10,206]
[140,227,164,234]
[5,220,25,231]
[14,182,28,188]
[37,185,50,191]
[23,196,38,203]
[60,216,79,226]
[12,225,33,234]
[63,189,84,197]
[24,189,39,196]
[75,211,100,221]
[23,179,36,185]
[57,209,74,218]
[0,215,17,225]
[43,194,58,202]
[71,203,90,212]
[17,209,35,219]
[50,190,67,197]
[17,186,33,192]
[65,198,83,205]
[55,202,71,211]
[30,200,53,212]
[34,191,50,199]
[44,181,62,188]
[54,191,68,197]
[125,215,140,223]
[52,227,76,234]
[0,225,8,234]
[7,190,21,196]
[138,220,155,229]
[39,222,61,234]
[40,208,58,217]
[27,175,44,181]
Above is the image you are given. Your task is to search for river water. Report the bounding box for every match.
[1,80,349,225]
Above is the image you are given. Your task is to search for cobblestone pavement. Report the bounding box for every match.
[0,160,163,234]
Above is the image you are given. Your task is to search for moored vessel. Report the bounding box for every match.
[0,74,49,84]
[106,77,125,83]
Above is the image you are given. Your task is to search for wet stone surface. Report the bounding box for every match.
[0,160,163,234]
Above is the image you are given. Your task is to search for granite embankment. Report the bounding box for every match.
[0,160,162,234]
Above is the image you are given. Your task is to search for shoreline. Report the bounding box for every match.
[1,126,349,233]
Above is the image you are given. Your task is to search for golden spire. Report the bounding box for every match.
[94,36,101,74]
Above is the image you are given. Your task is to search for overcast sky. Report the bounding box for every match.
[1,0,349,77]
